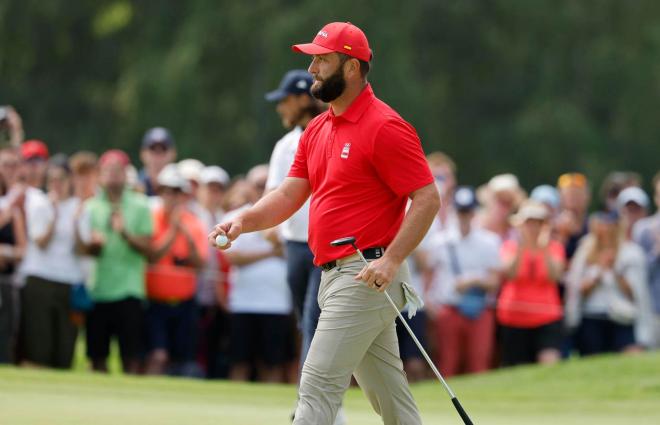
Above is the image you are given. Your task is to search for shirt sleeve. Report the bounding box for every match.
[371,118,434,196]
[485,236,503,269]
[134,202,154,236]
[77,202,92,244]
[265,140,287,191]
[287,130,309,180]
[26,192,54,241]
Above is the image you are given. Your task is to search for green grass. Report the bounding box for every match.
[1,353,659,424]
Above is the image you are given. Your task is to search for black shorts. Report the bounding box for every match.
[499,320,563,366]
[229,313,293,367]
[86,297,144,361]
[146,299,196,362]
[21,276,78,368]
[396,311,427,361]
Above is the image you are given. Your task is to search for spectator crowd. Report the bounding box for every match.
[0,104,659,384]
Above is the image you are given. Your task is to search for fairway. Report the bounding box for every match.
[1,353,659,425]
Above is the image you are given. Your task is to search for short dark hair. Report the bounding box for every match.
[358,60,370,78]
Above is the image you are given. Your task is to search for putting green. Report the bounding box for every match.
[1,352,659,424]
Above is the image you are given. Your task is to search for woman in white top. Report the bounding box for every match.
[565,211,648,355]
[20,154,84,368]
[222,173,293,383]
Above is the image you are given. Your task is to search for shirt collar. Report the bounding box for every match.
[328,83,374,123]
[99,188,128,204]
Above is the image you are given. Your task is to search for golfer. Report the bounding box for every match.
[210,22,440,425]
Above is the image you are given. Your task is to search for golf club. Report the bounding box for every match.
[330,236,475,425]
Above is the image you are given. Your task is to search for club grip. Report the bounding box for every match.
[451,397,474,425]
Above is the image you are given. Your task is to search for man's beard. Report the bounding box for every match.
[311,66,346,102]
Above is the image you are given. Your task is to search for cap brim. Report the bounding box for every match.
[142,140,172,149]
[292,43,335,56]
[202,179,226,186]
[264,89,287,102]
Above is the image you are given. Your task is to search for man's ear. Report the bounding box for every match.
[345,58,360,79]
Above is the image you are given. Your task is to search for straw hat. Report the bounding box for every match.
[510,200,549,226]
[477,173,526,208]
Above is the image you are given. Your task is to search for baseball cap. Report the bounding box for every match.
[21,140,49,160]
[157,163,190,193]
[200,165,230,187]
[511,200,549,225]
[530,185,560,210]
[617,186,649,209]
[265,70,313,102]
[48,153,70,173]
[177,158,205,182]
[99,149,130,168]
[292,22,372,62]
[591,210,619,223]
[142,127,175,149]
[454,186,479,212]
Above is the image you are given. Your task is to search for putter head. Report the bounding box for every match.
[330,236,356,247]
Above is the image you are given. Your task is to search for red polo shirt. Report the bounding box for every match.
[288,84,434,265]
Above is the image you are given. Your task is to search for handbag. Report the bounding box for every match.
[447,243,487,320]
[70,283,94,312]
[457,287,487,320]
[607,295,637,325]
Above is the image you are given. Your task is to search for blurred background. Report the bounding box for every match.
[2,3,660,424]
[2,0,660,189]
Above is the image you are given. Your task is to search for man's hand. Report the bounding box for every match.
[598,248,616,270]
[537,224,551,249]
[355,256,400,292]
[179,223,194,245]
[455,277,475,294]
[208,218,243,250]
[87,231,106,256]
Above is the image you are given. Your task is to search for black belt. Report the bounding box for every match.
[320,247,386,272]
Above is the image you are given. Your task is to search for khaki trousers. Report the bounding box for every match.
[293,257,422,425]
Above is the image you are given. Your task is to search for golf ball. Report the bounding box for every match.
[215,234,228,247]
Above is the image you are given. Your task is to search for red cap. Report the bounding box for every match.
[292,22,372,62]
[21,140,49,160]
[99,149,130,168]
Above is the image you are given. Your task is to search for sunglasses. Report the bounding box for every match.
[158,186,183,195]
[557,173,587,189]
[148,144,170,153]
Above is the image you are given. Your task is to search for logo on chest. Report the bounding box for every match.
[340,142,351,159]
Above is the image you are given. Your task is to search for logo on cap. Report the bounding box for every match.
[318,30,328,38]
[455,188,474,205]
